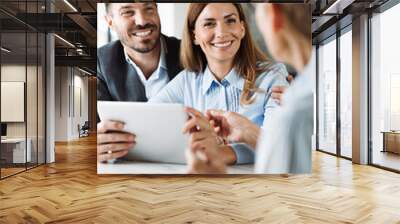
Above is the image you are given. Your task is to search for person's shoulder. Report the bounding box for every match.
[173,68,198,81]
[169,69,205,91]
[283,90,313,116]
[162,34,182,78]
[98,40,123,57]
[97,41,125,68]
[257,61,288,76]
[163,34,181,47]
[97,41,125,78]
[255,61,289,86]
[163,35,181,43]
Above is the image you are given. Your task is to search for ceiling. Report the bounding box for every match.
[0,0,395,74]
[311,0,390,43]
[0,0,96,74]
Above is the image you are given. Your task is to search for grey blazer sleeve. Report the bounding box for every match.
[97,57,112,101]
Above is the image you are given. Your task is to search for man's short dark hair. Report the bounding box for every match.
[104,3,158,14]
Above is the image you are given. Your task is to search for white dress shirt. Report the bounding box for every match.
[124,37,169,100]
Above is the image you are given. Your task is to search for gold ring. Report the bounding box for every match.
[216,136,224,145]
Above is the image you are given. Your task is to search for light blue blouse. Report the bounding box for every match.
[150,62,289,164]
[255,50,315,174]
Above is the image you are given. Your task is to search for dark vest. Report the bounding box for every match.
[97,35,182,102]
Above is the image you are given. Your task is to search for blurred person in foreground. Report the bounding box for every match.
[184,3,313,174]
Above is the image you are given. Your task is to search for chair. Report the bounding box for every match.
[79,121,90,138]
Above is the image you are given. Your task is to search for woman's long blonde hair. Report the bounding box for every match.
[180,3,268,104]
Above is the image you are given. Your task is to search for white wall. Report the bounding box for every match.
[158,3,188,39]
[1,63,46,163]
[97,3,109,48]
[55,67,68,141]
[73,73,89,138]
[54,67,89,141]
[1,65,36,137]
[1,65,26,141]
[1,82,25,122]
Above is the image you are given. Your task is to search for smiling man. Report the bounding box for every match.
[96,3,182,162]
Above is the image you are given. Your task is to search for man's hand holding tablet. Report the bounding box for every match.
[97,101,190,164]
[97,120,136,163]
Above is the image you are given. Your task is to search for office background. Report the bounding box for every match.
[0,1,399,222]
[314,1,400,171]
[0,0,97,179]
[1,0,47,177]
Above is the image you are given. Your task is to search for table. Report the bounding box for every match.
[381,131,400,154]
[97,161,255,174]
[1,138,32,163]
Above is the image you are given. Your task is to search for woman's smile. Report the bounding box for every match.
[193,3,245,63]
[211,40,234,49]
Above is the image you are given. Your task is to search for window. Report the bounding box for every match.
[0,0,47,179]
[390,74,400,130]
[371,2,400,171]
[339,29,352,158]
[317,37,337,154]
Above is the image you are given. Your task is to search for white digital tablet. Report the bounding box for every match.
[97,101,189,164]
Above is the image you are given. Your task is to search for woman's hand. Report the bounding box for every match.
[183,107,226,174]
[206,110,260,149]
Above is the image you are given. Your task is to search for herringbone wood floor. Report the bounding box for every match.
[0,135,399,223]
